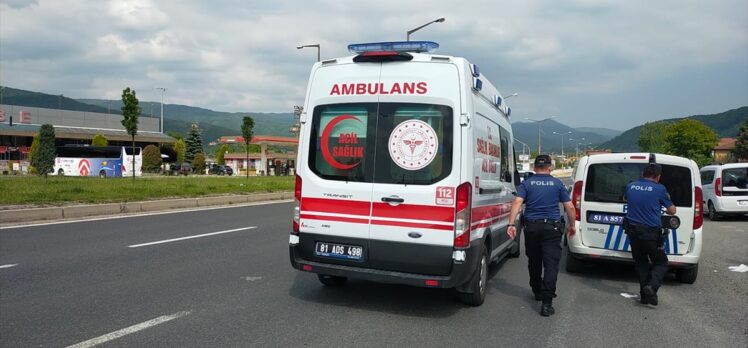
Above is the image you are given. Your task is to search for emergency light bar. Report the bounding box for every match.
[348,41,439,54]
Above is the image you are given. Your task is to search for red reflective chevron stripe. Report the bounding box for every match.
[300,197,371,216]
[371,219,453,231]
[372,202,454,222]
[300,214,369,225]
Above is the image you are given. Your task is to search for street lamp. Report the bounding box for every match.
[504,93,519,100]
[406,17,445,41]
[553,131,572,157]
[569,138,586,158]
[296,44,320,62]
[525,116,556,154]
[514,138,530,157]
[157,87,166,133]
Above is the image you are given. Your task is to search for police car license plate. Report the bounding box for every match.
[315,242,363,261]
[587,212,625,225]
[739,200,748,206]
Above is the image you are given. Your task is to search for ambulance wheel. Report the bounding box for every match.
[676,264,698,284]
[707,201,721,221]
[565,247,584,273]
[317,274,347,287]
[458,245,488,306]
[57,169,64,176]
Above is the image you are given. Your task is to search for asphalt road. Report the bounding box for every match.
[1,202,746,347]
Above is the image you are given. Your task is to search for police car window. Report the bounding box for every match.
[308,104,376,182]
[585,163,692,206]
[722,168,748,188]
[373,103,453,185]
[700,170,714,184]
[499,127,510,182]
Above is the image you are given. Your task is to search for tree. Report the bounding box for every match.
[28,133,40,173]
[91,134,108,147]
[174,138,186,163]
[121,87,141,180]
[733,118,748,161]
[216,143,231,165]
[142,145,162,173]
[663,119,719,166]
[185,122,203,163]
[33,124,56,177]
[193,153,206,174]
[637,122,670,153]
[241,116,255,179]
[166,131,184,141]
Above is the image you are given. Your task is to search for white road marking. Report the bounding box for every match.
[620,292,639,299]
[65,310,190,348]
[0,199,292,230]
[728,264,748,273]
[0,264,19,269]
[243,276,263,281]
[128,226,256,248]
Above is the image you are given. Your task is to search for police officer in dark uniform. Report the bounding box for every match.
[508,155,576,317]
[624,163,676,306]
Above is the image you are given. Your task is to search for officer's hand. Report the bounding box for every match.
[567,224,576,238]
[507,225,517,240]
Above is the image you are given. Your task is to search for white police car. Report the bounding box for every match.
[566,153,702,283]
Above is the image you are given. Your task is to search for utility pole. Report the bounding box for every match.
[525,117,556,154]
[157,87,166,133]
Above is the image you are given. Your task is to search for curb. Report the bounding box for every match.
[0,192,293,224]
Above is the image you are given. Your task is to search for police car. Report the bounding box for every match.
[566,153,702,283]
[289,41,521,306]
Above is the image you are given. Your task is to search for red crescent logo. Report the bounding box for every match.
[320,114,363,170]
[78,159,90,176]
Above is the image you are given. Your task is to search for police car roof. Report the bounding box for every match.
[583,152,697,166]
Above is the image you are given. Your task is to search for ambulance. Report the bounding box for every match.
[566,153,702,283]
[289,41,521,306]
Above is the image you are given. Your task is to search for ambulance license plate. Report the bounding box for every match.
[315,242,363,261]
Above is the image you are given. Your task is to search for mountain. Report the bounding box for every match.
[599,107,748,152]
[575,127,622,139]
[511,119,616,154]
[0,86,114,114]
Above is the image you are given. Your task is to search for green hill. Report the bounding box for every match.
[600,107,748,152]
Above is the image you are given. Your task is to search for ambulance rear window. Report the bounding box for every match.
[585,163,692,206]
[308,103,452,184]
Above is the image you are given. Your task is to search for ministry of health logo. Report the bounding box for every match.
[388,120,438,170]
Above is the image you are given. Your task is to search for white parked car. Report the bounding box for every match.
[700,163,748,220]
[567,153,702,283]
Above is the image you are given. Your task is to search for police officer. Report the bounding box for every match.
[508,155,576,317]
[623,163,676,306]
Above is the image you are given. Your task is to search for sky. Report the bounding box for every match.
[0,0,746,130]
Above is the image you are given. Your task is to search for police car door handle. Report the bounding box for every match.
[381,196,405,205]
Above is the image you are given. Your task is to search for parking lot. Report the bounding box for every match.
[1,201,745,347]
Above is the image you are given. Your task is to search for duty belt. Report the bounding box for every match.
[526,219,562,224]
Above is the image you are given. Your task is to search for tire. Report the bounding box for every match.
[565,246,584,273]
[707,201,720,221]
[57,169,64,176]
[317,274,347,287]
[676,264,698,284]
[458,245,488,306]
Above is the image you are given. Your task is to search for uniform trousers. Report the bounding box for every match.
[524,221,563,303]
[626,224,669,293]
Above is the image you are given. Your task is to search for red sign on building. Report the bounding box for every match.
[20,110,31,123]
[0,109,5,122]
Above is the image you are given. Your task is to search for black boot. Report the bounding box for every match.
[540,303,555,316]
[642,285,657,306]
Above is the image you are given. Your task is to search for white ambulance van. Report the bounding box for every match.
[289,41,521,305]
[566,153,703,283]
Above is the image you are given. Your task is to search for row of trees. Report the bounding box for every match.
[638,118,748,165]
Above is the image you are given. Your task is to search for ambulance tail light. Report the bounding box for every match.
[571,180,583,221]
[454,182,472,249]
[293,175,302,234]
[693,186,703,229]
[714,177,721,197]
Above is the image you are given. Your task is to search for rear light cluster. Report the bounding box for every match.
[714,177,722,197]
[693,186,703,229]
[293,175,302,234]
[571,181,583,221]
[454,182,472,248]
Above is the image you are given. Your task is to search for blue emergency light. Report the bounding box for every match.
[348,41,439,54]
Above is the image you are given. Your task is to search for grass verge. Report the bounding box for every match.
[0,175,294,206]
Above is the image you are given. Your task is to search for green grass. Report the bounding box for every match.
[0,175,295,206]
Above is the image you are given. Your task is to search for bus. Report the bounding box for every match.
[53,146,142,177]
